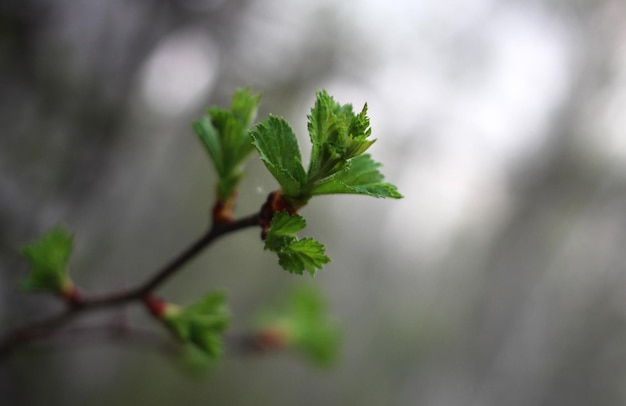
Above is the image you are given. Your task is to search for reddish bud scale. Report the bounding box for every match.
[212,191,238,224]
[61,283,83,308]
[251,326,291,352]
[212,201,234,224]
[143,295,167,318]
[259,191,299,239]
[270,192,298,215]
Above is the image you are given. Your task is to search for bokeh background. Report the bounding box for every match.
[2,0,626,405]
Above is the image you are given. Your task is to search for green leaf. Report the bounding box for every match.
[264,212,330,275]
[176,344,216,376]
[277,238,329,276]
[263,210,305,249]
[306,90,376,186]
[193,88,260,201]
[163,291,230,360]
[310,154,403,198]
[193,117,225,176]
[211,88,260,166]
[20,226,74,294]
[250,116,307,197]
[256,286,340,366]
[228,87,262,125]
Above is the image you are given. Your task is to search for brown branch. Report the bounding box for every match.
[0,211,262,361]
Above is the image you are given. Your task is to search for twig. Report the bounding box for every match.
[0,211,262,361]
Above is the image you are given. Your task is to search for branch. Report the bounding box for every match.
[0,211,261,361]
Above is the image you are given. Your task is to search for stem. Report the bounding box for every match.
[0,211,261,361]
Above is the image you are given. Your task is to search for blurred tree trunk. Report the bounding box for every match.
[465,2,626,405]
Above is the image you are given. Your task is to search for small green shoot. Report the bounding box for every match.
[250,90,402,211]
[20,226,75,296]
[162,291,230,360]
[256,286,340,366]
[193,88,261,202]
[264,212,330,276]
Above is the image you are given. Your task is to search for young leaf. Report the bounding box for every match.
[193,88,260,201]
[20,226,74,295]
[256,286,340,366]
[177,344,217,375]
[264,212,330,275]
[162,291,230,360]
[276,238,329,276]
[193,117,224,176]
[306,90,376,186]
[250,116,307,198]
[310,154,403,198]
[263,210,306,250]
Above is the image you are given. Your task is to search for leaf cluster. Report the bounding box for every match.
[162,291,230,360]
[264,212,330,276]
[250,90,402,210]
[250,91,402,274]
[20,227,74,295]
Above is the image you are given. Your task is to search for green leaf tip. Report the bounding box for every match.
[250,115,306,198]
[307,90,375,182]
[20,226,74,295]
[310,154,403,198]
[250,89,402,208]
[256,286,340,366]
[194,88,261,202]
[162,291,230,360]
[264,212,330,276]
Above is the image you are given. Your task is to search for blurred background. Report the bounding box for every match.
[2,0,626,404]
